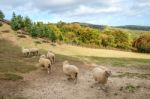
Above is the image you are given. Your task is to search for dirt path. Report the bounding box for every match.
[0,60,150,99]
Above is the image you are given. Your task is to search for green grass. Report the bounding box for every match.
[112,72,150,79]
[0,73,23,81]
[0,96,27,99]
[0,39,37,73]
[124,84,140,93]
[119,84,140,93]
[82,56,150,68]
[0,96,4,99]
[0,39,37,81]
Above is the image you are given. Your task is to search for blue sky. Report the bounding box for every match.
[0,0,150,26]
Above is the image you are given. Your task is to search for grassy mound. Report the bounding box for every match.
[0,39,38,80]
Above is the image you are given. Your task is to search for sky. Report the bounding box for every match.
[0,0,150,26]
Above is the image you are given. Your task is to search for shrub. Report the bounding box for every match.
[0,22,2,27]
[133,33,150,53]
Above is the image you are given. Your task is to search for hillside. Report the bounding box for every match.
[78,22,150,31]
[0,23,150,99]
[116,25,150,31]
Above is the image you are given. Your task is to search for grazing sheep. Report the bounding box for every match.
[47,51,55,64]
[92,66,111,85]
[22,47,30,57]
[63,60,79,83]
[39,54,52,74]
[30,48,39,56]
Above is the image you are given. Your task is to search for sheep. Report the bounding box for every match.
[22,47,30,57]
[30,47,39,56]
[39,54,52,74]
[62,60,79,83]
[92,66,111,90]
[92,66,111,84]
[47,50,55,64]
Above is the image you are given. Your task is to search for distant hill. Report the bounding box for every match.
[72,22,150,31]
[115,25,150,31]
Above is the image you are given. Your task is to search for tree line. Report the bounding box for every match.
[0,10,150,53]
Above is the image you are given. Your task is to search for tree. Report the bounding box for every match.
[58,34,64,41]
[11,12,25,30]
[24,16,32,32]
[49,31,57,42]
[0,10,5,20]
[101,29,132,49]
[133,33,150,53]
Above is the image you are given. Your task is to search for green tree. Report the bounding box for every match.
[49,31,57,42]
[11,12,25,30]
[58,34,64,41]
[24,16,32,32]
[0,10,5,20]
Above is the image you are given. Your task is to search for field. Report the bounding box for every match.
[0,23,150,99]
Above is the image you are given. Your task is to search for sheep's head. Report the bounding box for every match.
[105,70,111,77]
[63,60,69,65]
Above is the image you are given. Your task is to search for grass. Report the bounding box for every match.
[0,39,37,73]
[0,96,4,99]
[0,96,27,99]
[125,85,137,93]
[119,84,141,93]
[0,39,37,81]
[0,73,23,81]
[112,72,150,79]
[1,23,150,69]
[83,56,150,68]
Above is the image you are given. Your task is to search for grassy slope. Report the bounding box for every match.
[0,23,150,80]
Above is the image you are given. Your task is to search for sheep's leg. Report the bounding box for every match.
[50,65,52,73]
[53,56,55,63]
[26,52,28,57]
[37,51,38,56]
[74,73,78,84]
[27,52,29,56]
[50,58,53,64]
[71,73,76,80]
[66,75,72,80]
[47,69,50,74]
[47,64,51,74]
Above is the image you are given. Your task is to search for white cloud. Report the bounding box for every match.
[70,5,121,16]
[0,0,150,25]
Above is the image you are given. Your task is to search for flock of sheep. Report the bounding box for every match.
[22,47,39,57]
[22,47,112,87]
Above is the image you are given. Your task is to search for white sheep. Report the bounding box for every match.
[22,47,30,57]
[30,48,39,56]
[47,50,55,64]
[62,60,79,83]
[39,54,52,74]
[92,66,111,85]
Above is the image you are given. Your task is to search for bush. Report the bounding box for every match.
[133,33,150,53]
[0,22,2,27]
[101,29,132,49]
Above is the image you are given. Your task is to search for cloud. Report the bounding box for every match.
[69,5,121,16]
[0,0,150,25]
